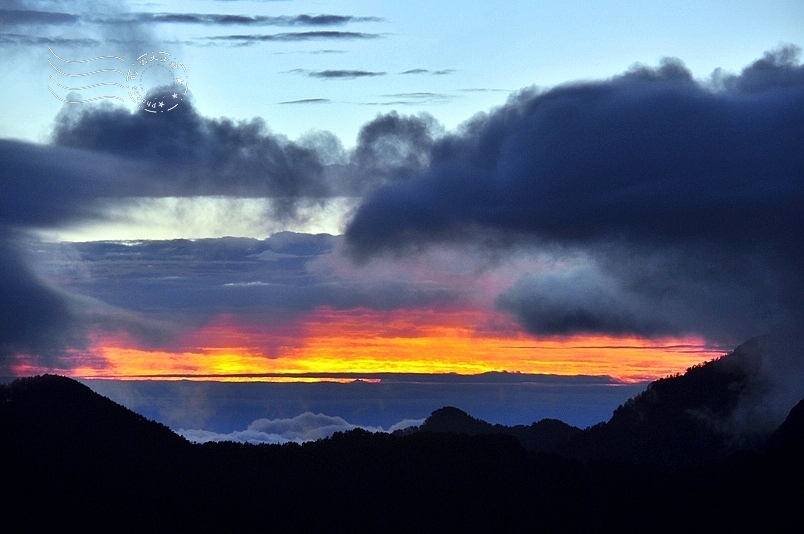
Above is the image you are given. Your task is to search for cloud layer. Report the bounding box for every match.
[345,48,804,344]
[1,47,802,372]
[178,412,422,444]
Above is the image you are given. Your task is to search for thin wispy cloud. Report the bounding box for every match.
[0,9,78,26]
[364,92,458,106]
[279,98,331,104]
[400,68,456,75]
[206,31,382,44]
[0,34,99,47]
[381,92,455,100]
[95,13,384,26]
[273,49,347,55]
[458,88,512,93]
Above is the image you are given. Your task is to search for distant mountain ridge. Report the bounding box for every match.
[404,406,582,452]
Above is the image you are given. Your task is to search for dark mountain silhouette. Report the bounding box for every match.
[0,374,193,529]
[410,405,581,452]
[767,397,804,452]
[2,331,802,529]
[560,330,804,466]
[1,373,188,450]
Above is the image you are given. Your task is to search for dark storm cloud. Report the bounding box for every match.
[0,231,173,373]
[206,31,381,44]
[50,99,338,219]
[0,235,83,367]
[495,246,793,342]
[346,111,443,195]
[345,47,804,344]
[22,101,444,218]
[0,140,151,370]
[347,50,804,254]
[0,139,151,228]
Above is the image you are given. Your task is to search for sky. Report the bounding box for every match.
[1,0,803,437]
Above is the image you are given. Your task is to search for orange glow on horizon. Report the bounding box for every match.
[14,307,725,383]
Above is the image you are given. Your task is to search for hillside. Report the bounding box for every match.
[561,330,804,465]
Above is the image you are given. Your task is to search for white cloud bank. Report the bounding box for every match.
[178,412,424,444]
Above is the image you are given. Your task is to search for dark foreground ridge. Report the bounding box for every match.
[2,333,803,530]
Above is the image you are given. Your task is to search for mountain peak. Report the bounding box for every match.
[420,406,493,434]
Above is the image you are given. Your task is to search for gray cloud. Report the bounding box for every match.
[345,47,804,344]
[0,9,78,26]
[307,69,386,79]
[33,234,459,329]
